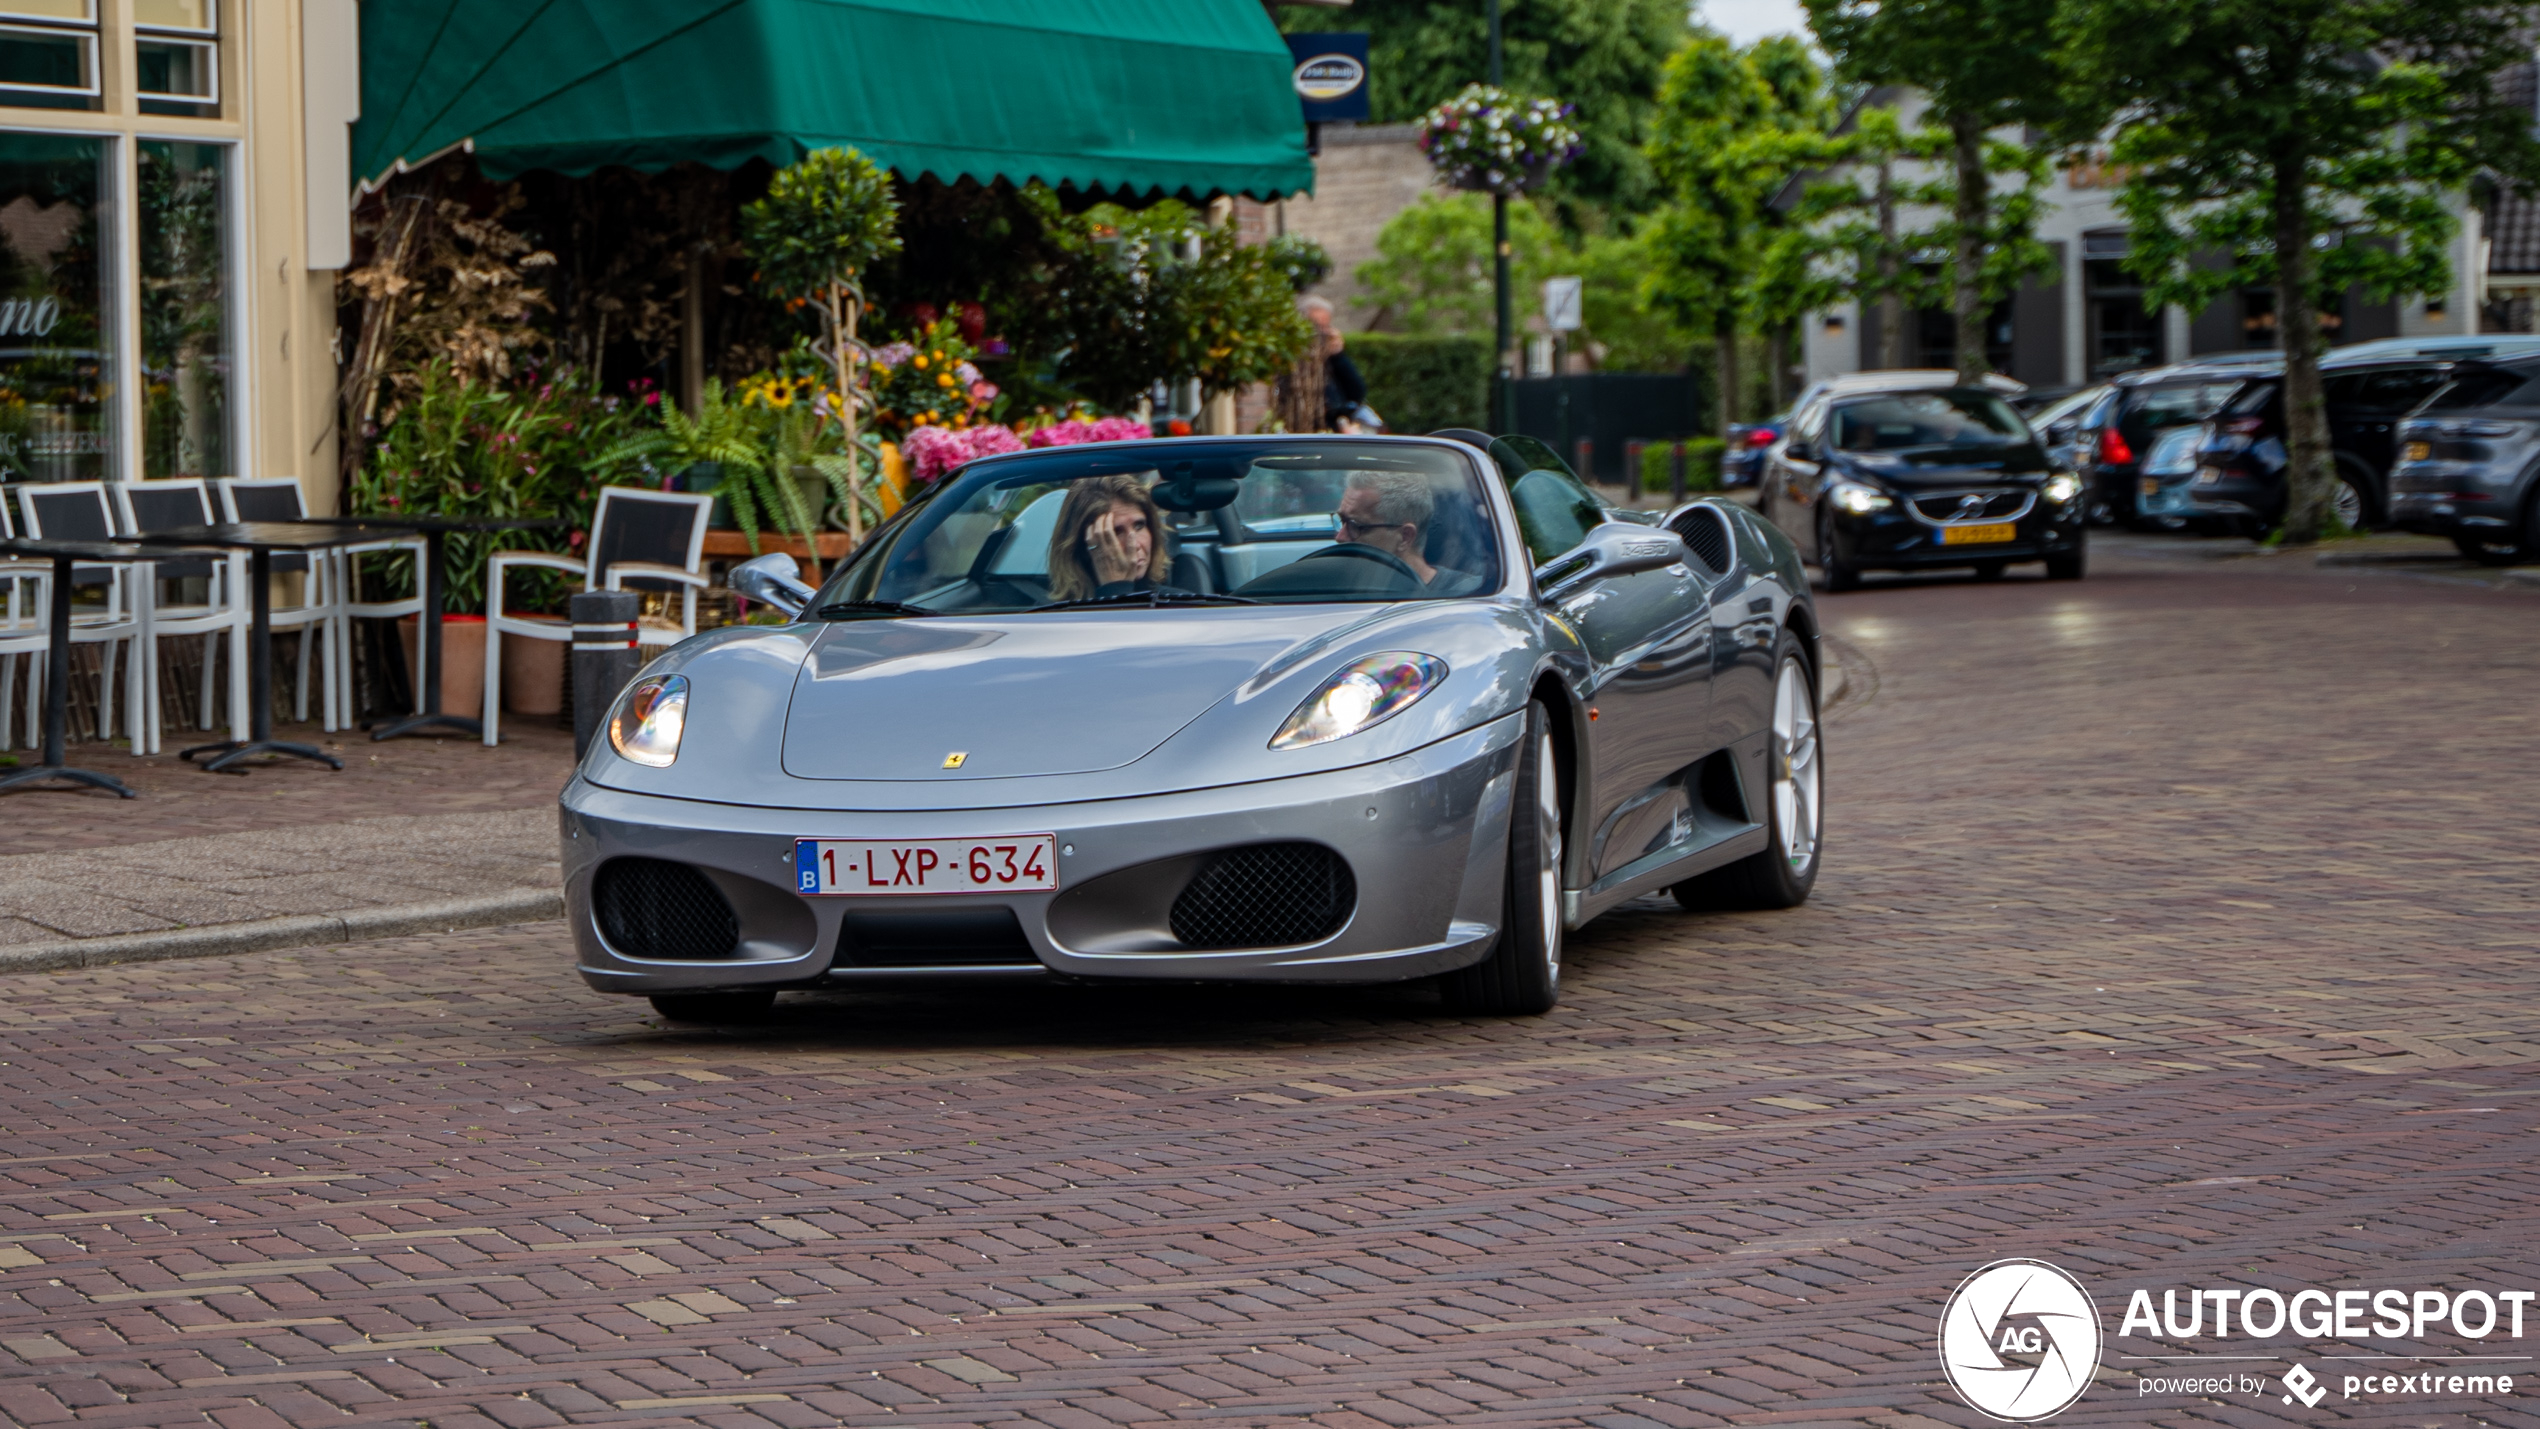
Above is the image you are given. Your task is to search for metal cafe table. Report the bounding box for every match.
[0,537,167,798]
[122,522,420,774]
[293,515,565,742]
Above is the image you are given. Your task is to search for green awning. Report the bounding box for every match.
[352,0,1315,201]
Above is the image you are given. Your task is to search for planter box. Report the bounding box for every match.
[395,614,487,719]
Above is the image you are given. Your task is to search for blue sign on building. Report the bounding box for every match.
[1285,33,1370,124]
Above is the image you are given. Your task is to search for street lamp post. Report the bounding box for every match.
[1490,0,1514,432]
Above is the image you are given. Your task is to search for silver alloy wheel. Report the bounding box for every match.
[1772,658,1821,873]
[1535,727,1563,986]
[2334,479,2365,531]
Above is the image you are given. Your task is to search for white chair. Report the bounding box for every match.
[483,487,714,746]
[14,482,144,747]
[216,478,377,731]
[0,503,53,750]
[112,478,251,753]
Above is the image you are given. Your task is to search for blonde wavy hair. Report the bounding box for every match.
[1046,474,1173,601]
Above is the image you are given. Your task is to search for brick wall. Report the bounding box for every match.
[1275,123,1443,331]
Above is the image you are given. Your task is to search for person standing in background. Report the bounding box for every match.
[1302,296,1379,433]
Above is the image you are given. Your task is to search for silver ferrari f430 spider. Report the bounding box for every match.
[559,433,1822,1020]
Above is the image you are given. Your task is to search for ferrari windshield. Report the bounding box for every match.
[815,439,1504,615]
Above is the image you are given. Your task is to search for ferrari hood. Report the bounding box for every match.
[780,610,1348,781]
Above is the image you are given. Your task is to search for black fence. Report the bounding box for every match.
[1508,373,1706,486]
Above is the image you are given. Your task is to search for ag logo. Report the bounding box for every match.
[1938,1258,2102,1422]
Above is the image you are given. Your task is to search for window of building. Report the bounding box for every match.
[137,140,228,477]
[0,1,99,112]
[0,129,113,483]
[2084,231,2164,376]
[1913,299,2014,373]
[136,0,215,116]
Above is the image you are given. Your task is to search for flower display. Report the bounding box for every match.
[1023,415,1153,448]
[867,319,1000,435]
[902,421,1025,482]
[1417,84,1582,195]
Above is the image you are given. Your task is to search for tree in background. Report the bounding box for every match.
[740,147,900,540]
[1644,32,1826,432]
[1354,193,1686,372]
[1805,0,2066,381]
[2061,0,2540,543]
[1277,0,1689,220]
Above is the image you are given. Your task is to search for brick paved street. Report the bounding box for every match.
[2,544,2536,1428]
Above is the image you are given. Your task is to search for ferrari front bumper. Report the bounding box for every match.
[558,711,1525,993]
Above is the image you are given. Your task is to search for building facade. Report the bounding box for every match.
[1796,92,2483,396]
[0,0,352,509]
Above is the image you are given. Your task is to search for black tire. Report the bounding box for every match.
[2454,534,2526,566]
[648,989,777,1024]
[2333,467,2378,531]
[1970,560,2008,580]
[1674,636,1822,912]
[1816,511,1862,592]
[1441,702,1563,1016]
[2045,546,2086,580]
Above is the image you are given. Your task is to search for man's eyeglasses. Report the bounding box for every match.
[1337,516,1406,537]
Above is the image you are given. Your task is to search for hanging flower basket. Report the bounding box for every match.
[1417,84,1582,195]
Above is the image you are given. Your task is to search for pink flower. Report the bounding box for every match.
[568,530,585,549]
[970,380,998,403]
[1025,421,1092,448]
[1084,416,1152,443]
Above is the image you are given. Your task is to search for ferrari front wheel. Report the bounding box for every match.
[1442,702,1563,1016]
[1675,638,1821,911]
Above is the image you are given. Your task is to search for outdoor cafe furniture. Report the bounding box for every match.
[216,478,366,732]
[11,483,147,747]
[0,537,166,798]
[480,487,713,747]
[118,522,414,774]
[295,514,566,743]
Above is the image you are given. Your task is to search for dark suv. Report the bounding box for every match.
[2053,359,2273,527]
[2183,356,2478,533]
[2388,355,2540,563]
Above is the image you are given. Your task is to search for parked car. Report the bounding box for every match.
[2063,358,2272,527]
[1723,415,1787,487]
[566,433,1822,1024]
[1760,376,2086,590]
[2388,353,2540,564]
[2184,338,2540,536]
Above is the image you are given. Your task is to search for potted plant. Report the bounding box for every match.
[1418,85,1583,195]
[741,147,901,544]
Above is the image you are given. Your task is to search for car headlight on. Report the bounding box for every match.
[2043,472,2084,504]
[1829,481,1892,514]
[1271,653,1448,750]
[608,674,689,767]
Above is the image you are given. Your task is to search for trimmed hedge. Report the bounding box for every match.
[1349,333,1492,434]
[1636,437,1725,495]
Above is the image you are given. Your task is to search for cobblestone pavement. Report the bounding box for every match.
[0,723,575,858]
[2,546,2537,1427]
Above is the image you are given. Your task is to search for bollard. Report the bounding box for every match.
[570,590,644,760]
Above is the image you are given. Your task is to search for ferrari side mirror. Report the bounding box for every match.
[727,551,816,619]
[1782,440,1814,462]
[1536,524,1690,600]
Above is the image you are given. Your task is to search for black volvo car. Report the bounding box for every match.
[1760,374,2087,590]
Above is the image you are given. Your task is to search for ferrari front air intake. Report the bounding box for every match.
[593,857,740,960]
[1169,842,1356,949]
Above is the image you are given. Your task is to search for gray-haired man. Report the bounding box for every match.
[1336,471,1483,595]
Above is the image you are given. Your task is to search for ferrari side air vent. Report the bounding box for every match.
[1669,506,1732,574]
[593,857,740,960]
[1170,843,1356,950]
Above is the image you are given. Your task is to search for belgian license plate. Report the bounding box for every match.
[1941,522,2017,545]
[794,836,1057,896]
[2404,441,2431,462]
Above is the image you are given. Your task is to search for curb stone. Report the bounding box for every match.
[0,888,565,976]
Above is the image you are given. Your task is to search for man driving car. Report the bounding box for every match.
[1335,471,1483,596]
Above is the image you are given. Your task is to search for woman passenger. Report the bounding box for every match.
[1046,474,1175,601]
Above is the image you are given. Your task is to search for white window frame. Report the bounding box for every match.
[133,32,213,102]
[0,20,100,96]
[126,132,247,485]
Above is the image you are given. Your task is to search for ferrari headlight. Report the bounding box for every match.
[2044,471,2084,504]
[608,674,688,767]
[1271,653,1447,750]
[1830,481,1892,514]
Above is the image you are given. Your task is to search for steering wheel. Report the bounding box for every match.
[1299,541,1423,585]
